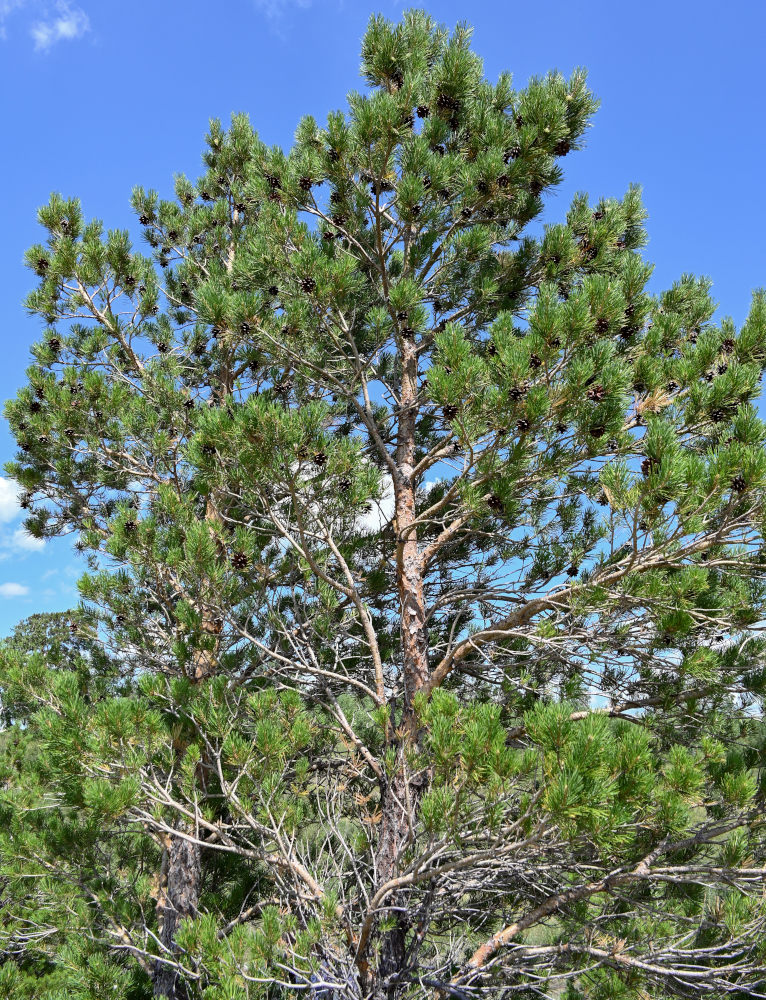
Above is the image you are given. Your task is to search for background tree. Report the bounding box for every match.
[3,8,766,1000]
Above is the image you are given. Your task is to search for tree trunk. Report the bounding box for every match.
[374,334,430,997]
[154,827,200,998]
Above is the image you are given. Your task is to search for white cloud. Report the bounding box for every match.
[10,528,45,551]
[30,1,89,51]
[358,473,395,534]
[0,478,21,524]
[0,582,29,598]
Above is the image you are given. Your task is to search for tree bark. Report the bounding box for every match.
[154,827,200,998]
[375,333,430,997]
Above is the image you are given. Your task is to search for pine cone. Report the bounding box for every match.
[503,145,521,163]
[731,474,747,493]
[586,384,606,402]
[553,138,571,156]
[529,353,542,369]
[517,417,531,432]
[442,404,459,420]
[231,551,249,570]
[710,407,727,423]
[300,276,317,294]
[595,317,610,334]
[124,519,137,534]
[487,494,504,512]
[722,337,735,352]
[416,104,430,118]
[299,176,313,191]
[497,173,510,188]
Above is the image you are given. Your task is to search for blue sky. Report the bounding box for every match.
[0,0,764,637]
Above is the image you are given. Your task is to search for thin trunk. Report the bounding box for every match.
[375,334,430,996]
[154,826,200,998]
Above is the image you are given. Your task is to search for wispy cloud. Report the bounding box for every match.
[0,0,27,39]
[251,0,312,33]
[0,478,21,524]
[0,582,29,598]
[10,527,46,552]
[30,0,89,51]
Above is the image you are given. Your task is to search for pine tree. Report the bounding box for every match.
[3,9,766,1000]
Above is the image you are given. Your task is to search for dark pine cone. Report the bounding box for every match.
[34,385,45,400]
[487,494,504,512]
[265,174,281,189]
[436,92,460,113]
[401,114,415,129]
[138,214,151,226]
[157,342,169,354]
[586,384,606,402]
[442,404,459,420]
[509,384,527,401]
[702,372,714,383]
[716,363,728,375]
[241,321,251,335]
[710,407,727,423]
[422,175,432,190]
[567,564,579,577]
[486,342,498,356]
[299,176,313,191]
[268,285,279,296]
[460,207,472,220]
[529,353,542,369]
[322,230,336,242]
[590,423,606,438]
[553,138,571,156]
[592,209,605,221]
[297,444,310,460]
[35,256,50,275]
[641,457,656,476]
[731,474,747,494]
[597,492,609,506]
[722,337,735,352]
[337,476,352,493]
[477,180,489,195]
[666,381,679,392]
[330,192,342,205]
[300,276,316,294]
[432,144,446,157]
[390,69,404,90]
[633,380,647,394]
[327,148,340,162]
[497,174,510,188]
[231,551,249,570]
[202,444,216,456]
[503,145,521,163]
[401,327,416,340]
[517,417,531,432]
[595,317,610,334]
[124,519,137,534]
[416,104,430,118]
[529,179,544,197]
[313,451,327,468]
[555,422,568,434]
[48,338,61,353]
[183,398,195,410]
